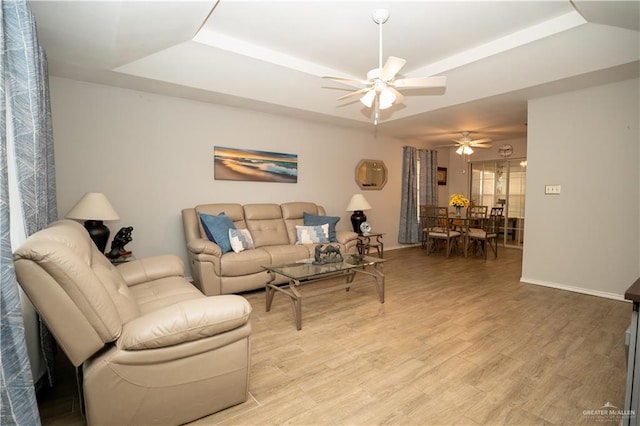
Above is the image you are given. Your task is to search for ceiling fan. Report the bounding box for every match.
[323,9,446,125]
[439,131,492,155]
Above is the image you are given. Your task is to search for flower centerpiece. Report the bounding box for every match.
[449,193,469,217]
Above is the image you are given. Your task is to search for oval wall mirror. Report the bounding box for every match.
[356,159,387,190]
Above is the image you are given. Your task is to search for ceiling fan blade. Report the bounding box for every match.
[394,76,447,89]
[323,76,368,86]
[336,88,370,101]
[472,144,492,149]
[470,138,492,144]
[380,56,406,81]
[388,87,404,104]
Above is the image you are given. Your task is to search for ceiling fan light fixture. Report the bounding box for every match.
[360,90,376,108]
[378,88,396,110]
[456,146,474,155]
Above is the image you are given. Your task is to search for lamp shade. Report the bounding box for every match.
[66,192,120,253]
[66,192,120,221]
[346,194,372,212]
[346,194,372,233]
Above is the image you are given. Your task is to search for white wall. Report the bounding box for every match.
[50,77,418,267]
[522,78,640,299]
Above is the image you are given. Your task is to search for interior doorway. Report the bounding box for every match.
[470,159,526,248]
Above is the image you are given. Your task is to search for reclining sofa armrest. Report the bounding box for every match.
[335,230,358,244]
[117,295,252,350]
[187,238,222,257]
[117,255,185,287]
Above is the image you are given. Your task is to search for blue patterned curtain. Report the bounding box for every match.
[419,149,438,208]
[1,1,56,424]
[398,146,437,244]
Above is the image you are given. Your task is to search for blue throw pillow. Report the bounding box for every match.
[199,212,236,253]
[303,212,340,242]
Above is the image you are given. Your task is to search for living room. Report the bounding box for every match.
[4,1,640,425]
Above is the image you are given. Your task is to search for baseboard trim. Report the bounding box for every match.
[520,277,628,302]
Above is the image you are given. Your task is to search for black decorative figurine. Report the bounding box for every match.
[107,226,133,259]
[313,244,343,264]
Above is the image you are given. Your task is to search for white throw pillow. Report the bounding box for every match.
[295,224,329,244]
[228,228,255,253]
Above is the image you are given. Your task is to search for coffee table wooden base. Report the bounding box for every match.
[265,267,384,330]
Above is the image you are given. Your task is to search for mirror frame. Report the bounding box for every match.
[356,159,388,190]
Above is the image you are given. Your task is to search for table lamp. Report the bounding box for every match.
[66,192,120,253]
[346,194,372,233]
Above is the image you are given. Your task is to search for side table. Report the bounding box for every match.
[357,233,384,258]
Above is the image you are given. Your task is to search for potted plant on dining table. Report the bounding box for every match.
[449,193,470,217]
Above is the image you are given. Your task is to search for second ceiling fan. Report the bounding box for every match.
[323,9,447,125]
[439,131,493,155]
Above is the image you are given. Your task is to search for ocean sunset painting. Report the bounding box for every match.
[214,146,298,183]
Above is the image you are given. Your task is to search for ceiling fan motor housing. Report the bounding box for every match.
[372,9,390,24]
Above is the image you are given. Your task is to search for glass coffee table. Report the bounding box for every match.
[263,254,385,330]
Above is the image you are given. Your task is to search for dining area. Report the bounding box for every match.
[420,194,503,260]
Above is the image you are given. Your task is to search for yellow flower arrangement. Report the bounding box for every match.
[449,193,470,208]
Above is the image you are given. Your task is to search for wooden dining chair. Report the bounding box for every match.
[419,204,436,249]
[467,205,488,231]
[461,205,487,255]
[424,206,461,257]
[490,206,505,239]
[465,207,500,260]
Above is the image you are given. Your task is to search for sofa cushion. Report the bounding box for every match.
[128,276,205,315]
[199,212,235,253]
[244,204,289,247]
[303,212,340,242]
[262,245,314,266]
[281,202,320,244]
[220,248,272,276]
[295,224,329,244]
[229,228,255,253]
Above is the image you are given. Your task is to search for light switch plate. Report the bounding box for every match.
[545,184,561,195]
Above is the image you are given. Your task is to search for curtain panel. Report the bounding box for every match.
[1,1,57,424]
[398,146,438,244]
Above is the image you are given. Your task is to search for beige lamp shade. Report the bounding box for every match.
[66,192,120,221]
[346,194,372,212]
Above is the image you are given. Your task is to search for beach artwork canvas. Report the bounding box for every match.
[214,146,298,183]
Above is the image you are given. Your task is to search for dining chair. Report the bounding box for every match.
[465,207,500,260]
[467,205,488,231]
[490,206,505,239]
[419,204,436,249]
[424,206,461,257]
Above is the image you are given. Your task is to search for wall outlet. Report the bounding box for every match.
[545,184,561,195]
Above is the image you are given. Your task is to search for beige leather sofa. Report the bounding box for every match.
[13,220,252,425]
[182,202,358,296]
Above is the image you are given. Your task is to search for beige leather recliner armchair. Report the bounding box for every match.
[13,220,252,425]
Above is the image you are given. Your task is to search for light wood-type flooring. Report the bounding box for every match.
[38,246,631,425]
